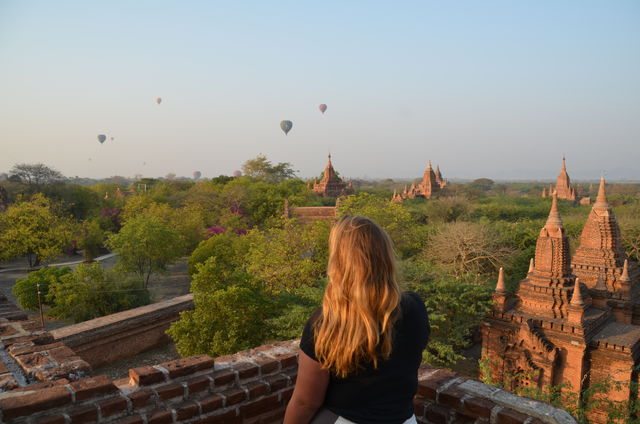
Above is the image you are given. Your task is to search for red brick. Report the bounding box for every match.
[13,379,68,391]
[235,362,259,379]
[224,387,247,405]
[272,352,297,370]
[413,398,426,419]
[129,365,166,386]
[99,396,128,417]
[282,368,297,384]
[462,396,496,419]
[239,394,279,418]
[255,358,279,375]
[117,416,145,424]
[245,381,270,399]
[187,374,212,394]
[425,404,449,424]
[264,374,288,392]
[437,387,465,409]
[417,372,457,401]
[280,386,294,403]
[160,355,214,378]
[69,375,118,401]
[496,408,530,424]
[33,415,66,424]
[148,410,174,424]
[128,389,153,407]
[200,394,224,413]
[68,404,99,424]
[0,386,72,420]
[199,409,240,424]
[213,368,236,387]
[176,401,200,420]
[258,406,285,424]
[156,381,184,400]
[451,412,477,423]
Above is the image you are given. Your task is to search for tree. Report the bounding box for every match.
[0,194,73,267]
[12,267,72,310]
[424,221,515,277]
[167,260,275,357]
[47,263,149,322]
[241,155,296,182]
[9,163,65,190]
[76,220,104,262]
[106,215,184,288]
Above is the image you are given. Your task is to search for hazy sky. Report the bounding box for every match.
[1,1,639,180]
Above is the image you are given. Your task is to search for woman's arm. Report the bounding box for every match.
[283,350,330,424]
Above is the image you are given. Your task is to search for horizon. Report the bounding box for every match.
[2,1,639,180]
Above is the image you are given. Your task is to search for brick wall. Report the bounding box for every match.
[0,339,577,424]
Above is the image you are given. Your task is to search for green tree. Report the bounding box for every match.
[47,263,149,322]
[0,194,73,267]
[106,215,184,288]
[241,154,296,182]
[12,266,72,310]
[9,163,65,191]
[167,260,275,357]
[76,220,104,262]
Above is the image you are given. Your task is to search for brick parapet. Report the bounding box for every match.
[0,338,576,424]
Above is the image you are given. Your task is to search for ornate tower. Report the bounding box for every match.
[555,157,577,200]
[417,161,440,199]
[572,177,639,322]
[312,155,354,198]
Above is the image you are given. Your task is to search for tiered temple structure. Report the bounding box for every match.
[311,155,354,198]
[542,157,577,200]
[482,188,640,423]
[391,161,447,202]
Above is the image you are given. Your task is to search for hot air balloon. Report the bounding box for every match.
[97,134,106,144]
[155,97,162,105]
[233,170,242,177]
[280,120,293,135]
[193,171,202,180]
[319,104,327,114]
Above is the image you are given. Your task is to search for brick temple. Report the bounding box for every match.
[310,154,354,198]
[482,180,640,423]
[392,161,447,202]
[542,157,577,200]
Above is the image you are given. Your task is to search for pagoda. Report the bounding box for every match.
[392,161,447,202]
[543,157,577,200]
[311,155,354,198]
[482,192,640,423]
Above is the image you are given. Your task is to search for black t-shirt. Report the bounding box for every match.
[300,291,430,424]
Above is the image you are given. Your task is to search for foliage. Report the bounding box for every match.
[9,163,65,189]
[338,192,425,257]
[47,263,149,322]
[0,194,73,267]
[106,215,184,288]
[12,266,72,310]
[188,230,252,277]
[76,220,104,262]
[424,221,515,277]
[241,154,297,182]
[403,259,493,367]
[421,196,473,224]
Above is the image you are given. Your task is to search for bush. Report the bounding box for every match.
[47,263,150,322]
[12,266,72,310]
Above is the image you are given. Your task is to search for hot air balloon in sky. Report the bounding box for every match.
[280,120,293,135]
[97,134,106,144]
[155,97,162,105]
[193,171,202,180]
[319,104,327,114]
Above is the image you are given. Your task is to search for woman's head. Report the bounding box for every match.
[315,215,401,377]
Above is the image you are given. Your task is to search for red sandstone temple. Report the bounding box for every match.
[482,179,640,423]
[542,157,577,200]
[310,155,354,198]
[392,161,447,202]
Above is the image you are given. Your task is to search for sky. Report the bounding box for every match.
[1,1,639,181]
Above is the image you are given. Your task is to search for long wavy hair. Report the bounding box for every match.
[314,215,401,377]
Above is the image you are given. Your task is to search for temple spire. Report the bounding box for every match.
[621,259,631,283]
[545,192,563,230]
[495,267,507,293]
[571,279,586,306]
[561,156,567,172]
[528,258,534,274]
[593,176,608,210]
[427,160,432,169]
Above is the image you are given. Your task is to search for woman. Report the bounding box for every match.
[284,216,430,424]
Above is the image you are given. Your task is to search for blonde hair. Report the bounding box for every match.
[314,215,401,377]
